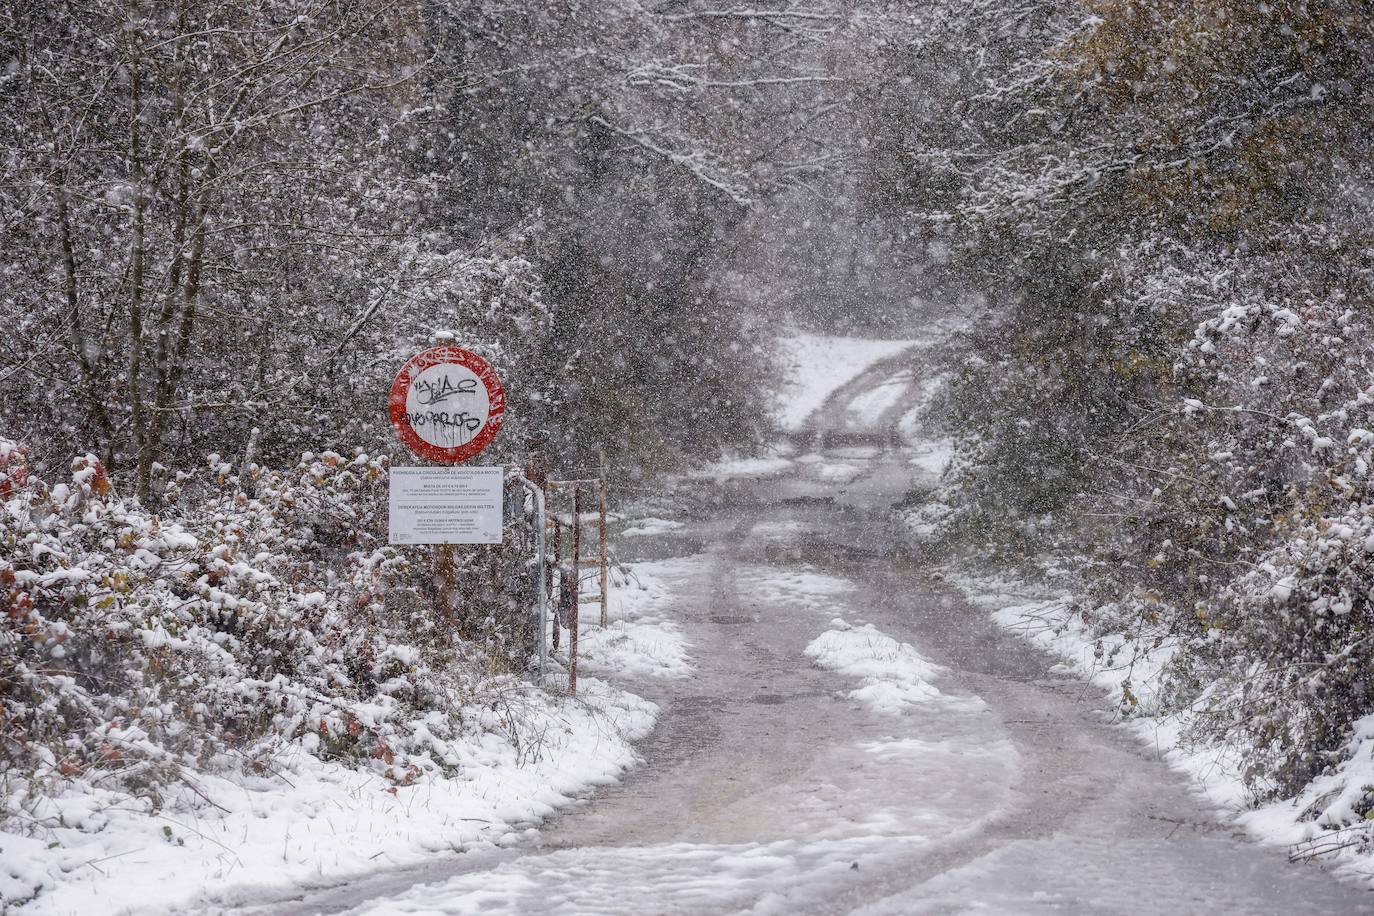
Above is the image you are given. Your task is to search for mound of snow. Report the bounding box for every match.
[805,619,965,715]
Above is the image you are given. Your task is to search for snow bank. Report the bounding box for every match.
[6,681,654,916]
[688,455,795,482]
[844,371,911,425]
[618,518,685,538]
[812,461,864,484]
[744,568,857,617]
[575,558,695,681]
[948,568,1374,889]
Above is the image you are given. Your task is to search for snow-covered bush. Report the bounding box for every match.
[0,439,534,821]
[1154,273,1374,794]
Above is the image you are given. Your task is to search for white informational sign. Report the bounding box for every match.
[388,466,503,545]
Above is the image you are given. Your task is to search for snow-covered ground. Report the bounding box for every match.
[687,455,796,482]
[5,683,656,916]
[575,558,696,681]
[896,367,954,486]
[688,451,882,487]
[4,561,690,915]
[618,518,684,538]
[315,553,1021,916]
[774,332,916,431]
[687,329,923,486]
[844,371,911,427]
[947,569,1374,889]
[345,835,937,916]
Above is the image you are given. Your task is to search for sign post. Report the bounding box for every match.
[387,340,506,629]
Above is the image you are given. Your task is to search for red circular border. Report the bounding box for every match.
[388,345,506,464]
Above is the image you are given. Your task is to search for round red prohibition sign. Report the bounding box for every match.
[389,345,506,464]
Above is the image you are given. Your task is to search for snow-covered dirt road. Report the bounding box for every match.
[242,349,1374,915]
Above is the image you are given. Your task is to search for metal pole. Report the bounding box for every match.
[569,486,581,696]
[598,451,609,627]
[513,474,548,681]
[551,516,562,652]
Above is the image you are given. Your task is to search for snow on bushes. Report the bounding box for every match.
[0,439,547,905]
[1160,284,1374,797]
[889,0,1374,872]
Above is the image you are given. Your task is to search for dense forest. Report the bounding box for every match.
[0,1,918,878]
[4,0,1374,905]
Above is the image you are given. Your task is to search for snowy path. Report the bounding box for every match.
[235,350,1374,915]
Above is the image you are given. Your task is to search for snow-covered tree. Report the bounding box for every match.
[876,0,1374,798]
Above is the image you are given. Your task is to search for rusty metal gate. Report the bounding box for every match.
[508,453,610,695]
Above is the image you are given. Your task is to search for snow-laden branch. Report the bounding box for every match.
[588,115,754,207]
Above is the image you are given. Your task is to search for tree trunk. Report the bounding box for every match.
[56,181,115,454]
[127,62,152,504]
